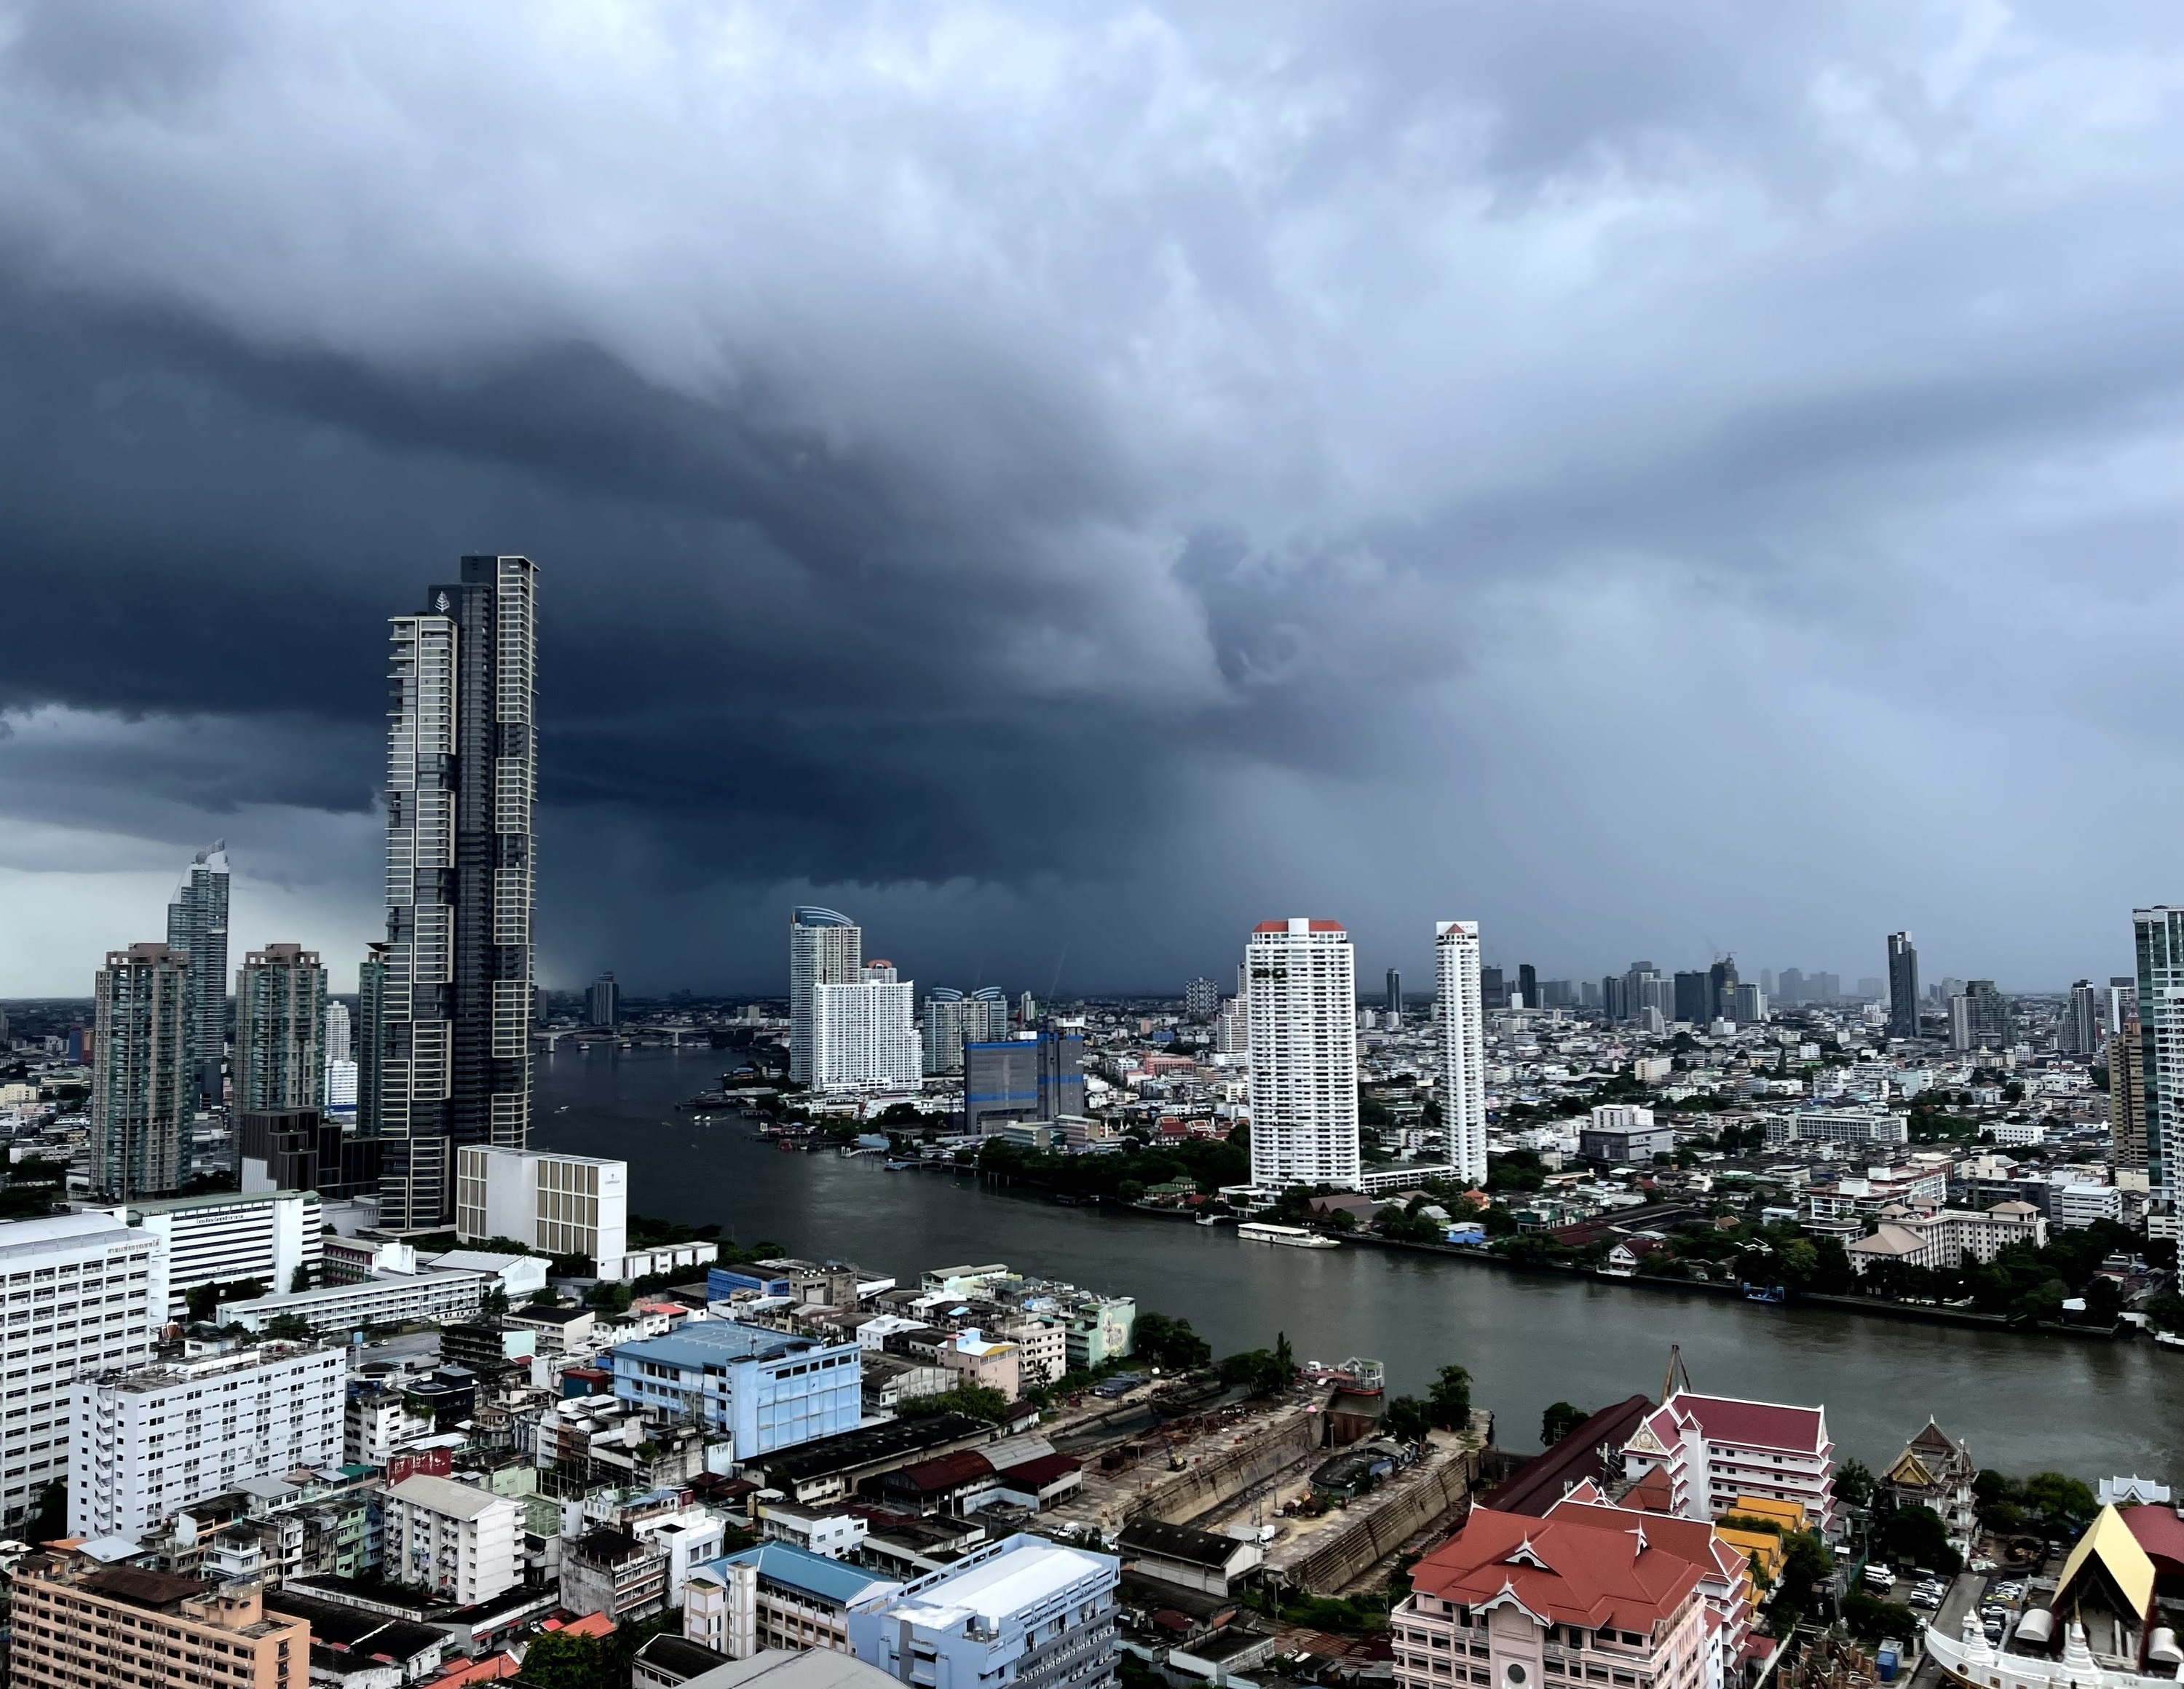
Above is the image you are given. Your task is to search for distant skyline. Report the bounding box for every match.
[1,5,2180,997]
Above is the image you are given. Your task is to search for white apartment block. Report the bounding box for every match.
[101,1189,323,1321]
[0,1214,159,1526]
[1434,922,1487,1187]
[1246,919,1361,1190]
[1845,1201,2046,1275]
[2052,1181,2124,1230]
[219,1267,486,1337]
[810,980,922,1093]
[382,1471,523,1605]
[69,1340,345,1538]
[455,1144,630,1270]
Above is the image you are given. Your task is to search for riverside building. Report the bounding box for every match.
[791,908,863,1085]
[377,555,539,1230]
[1435,920,1487,1187]
[1246,919,1361,1189]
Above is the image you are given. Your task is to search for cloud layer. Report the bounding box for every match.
[1,0,2180,995]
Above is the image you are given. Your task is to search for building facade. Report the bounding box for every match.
[382,1471,523,1605]
[1246,919,1360,1190]
[218,1268,488,1336]
[923,989,1010,1075]
[1887,931,1920,1042]
[2115,1008,2149,1171]
[687,1540,903,1658]
[810,977,922,1093]
[165,844,232,1108]
[1436,922,1487,1187]
[612,1321,862,1460]
[69,1341,345,1538]
[1620,1391,1837,1528]
[1950,980,2014,1053]
[454,1144,630,1268]
[791,909,863,1085]
[2134,906,2184,1204]
[0,1213,159,1527]
[850,1533,1118,1689]
[587,970,621,1027]
[378,555,539,1231]
[234,943,329,1111]
[9,1553,306,1689]
[91,941,193,1200]
[104,1188,324,1320]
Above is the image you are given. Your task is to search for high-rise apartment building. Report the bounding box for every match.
[357,942,389,1136]
[1184,977,1220,1021]
[2062,980,2102,1056]
[1672,970,1709,1025]
[1949,980,2013,1053]
[791,908,862,1084]
[922,987,1010,1075]
[1886,932,1920,1041]
[165,844,231,1107]
[2106,976,2139,1035]
[2114,1010,2149,1172]
[1516,963,1538,1011]
[811,976,921,1092]
[1245,919,1359,1189]
[1435,922,1487,1187]
[70,1340,345,1538]
[234,944,328,1111]
[1707,957,1738,1024]
[587,970,621,1028]
[325,998,353,1063]
[1385,968,1401,1021]
[0,1213,159,1526]
[2133,909,2184,1203]
[1729,981,1768,1024]
[377,556,538,1230]
[92,943,192,1200]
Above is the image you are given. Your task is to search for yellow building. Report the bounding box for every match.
[1715,1494,1808,1582]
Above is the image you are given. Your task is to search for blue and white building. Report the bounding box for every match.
[849,1533,1119,1689]
[612,1321,861,1458]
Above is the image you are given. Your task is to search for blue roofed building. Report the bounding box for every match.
[849,1532,1119,1689]
[684,1540,903,1656]
[611,1321,862,1460]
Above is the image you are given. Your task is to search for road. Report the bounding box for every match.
[1907,1570,1987,1689]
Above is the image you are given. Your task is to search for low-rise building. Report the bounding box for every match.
[381,1472,524,1606]
[219,1268,488,1337]
[100,1188,323,1321]
[686,1541,903,1656]
[9,1552,307,1689]
[1844,1201,2047,1275]
[938,1330,1021,1399]
[69,1340,346,1538]
[848,1532,1119,1689]
[1621,1391,1837,1529]
[612,1321,862,1459]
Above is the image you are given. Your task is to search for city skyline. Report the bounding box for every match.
[1,9,2182,999]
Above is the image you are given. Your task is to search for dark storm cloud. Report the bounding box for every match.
[2,0,2183,992]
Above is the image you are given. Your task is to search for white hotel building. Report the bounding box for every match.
[1246,919,1361,1190]
[810,971,922,1093]
[1434,921,1487,1187]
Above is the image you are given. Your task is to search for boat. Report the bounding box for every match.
[884,1160,919,1171]
[1194,1213,1229,1227]
[1237,1221,1340,1249]
[2153,1330,2184,1350]
[1741,1283,1787,1304]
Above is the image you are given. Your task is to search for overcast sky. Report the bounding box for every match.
[0,0,2179,999]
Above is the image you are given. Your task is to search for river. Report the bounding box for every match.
[532,1047,2177,1478]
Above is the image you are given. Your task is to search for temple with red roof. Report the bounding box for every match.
[1620,1392,1837,1530]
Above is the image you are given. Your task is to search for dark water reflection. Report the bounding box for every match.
[534,1048,2176,1471]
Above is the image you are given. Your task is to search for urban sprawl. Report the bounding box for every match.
[0,554,2169,1689]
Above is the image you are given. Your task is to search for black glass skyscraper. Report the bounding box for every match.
[165,843,229,1107]
[377,556,537,1230]
[1886,932,1920,1041]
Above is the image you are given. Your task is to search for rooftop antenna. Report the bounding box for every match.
[1662,1344,1692,1402]
[1047,946,1067,1004]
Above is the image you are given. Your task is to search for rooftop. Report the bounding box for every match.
[679,1645,902,1689]
[890,1533,1116,1629]
[705,1541,902,1608]
[386,1474,513,1522]
[1408,1506,1711,1634]
[614,1319,841,1369]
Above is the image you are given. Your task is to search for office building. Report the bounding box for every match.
[1579,1104,1673,1164]
[922,988,1008,1075]
[2062,980,2102,1056]
[2115,1009,2149,1171]
[91,941,193,1200]
[1246,919,1359,1189]
[791,909,863,1084]
[1434,922,1487,1187]
[382,1471,524,1605]
[1479,965,1506,1010]
[9,1551,308,1689]
[0,1214,159,1526]
[102,1187,323,1320]
[810,974,921,1093]
[1729,981,1767,1024]
[165,843,231,1107]
[454,1144,630,1269]
[1886,932,1920,1041]
[1184,977,1219,1021]
[69,1340,345,1538]
[237,1106,384,1202]
[1672,970,1709,1025]
[2134,908,2184,1203]
[588,970,622,1027]
[325,998,353,1063]
[1384,968,1401,1021]
[849,1533,1119,1689]
[1779,967,1806,1005]
[1516,962,1537,1011]
[1707,957,1738,1024]
[234,943,329,1111]
[1949,980,2013,1053]
[961,1030,1083,1134]
[686,1541,903,1658]
[377,555,539,1232]
[612,1321,862,1458]
[357,941,389,1136]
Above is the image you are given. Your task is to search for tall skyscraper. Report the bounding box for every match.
[325,1000,353,1064]
[1707,956,1738,1024]
[2134,908,2184,1202]
[357,943,389,1138]
[1672,970,1709,1025]
[586,971,620,1028]
[91,943,192,1199]
[1385,969,1402,1021]
[234,944,329,1111]
[1245,919,1359,1189]
[1885,933,1920,1041]
[1516,963,1538,1011]
[1435,921,1487,1187]
[810,975,921,1092]
[2062,980,2101,1057]
[919,986,1008,1075]
[377,555,539,1231]
[2114,1009,2149,1173]
[1479,965,1506,1010]
[790,908,861,1083]
[1778,968,1806,1006]
[1948,980,2012,1053]
[165,844,230,1107]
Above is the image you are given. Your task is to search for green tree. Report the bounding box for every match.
[1427,1365,1473,1430]
[901,1382,1010,1422]
[520,1627,606,1689]
[1879,1504,1963,1575]
[1133,1312,1213,1371]
[2022,1471,2097,1535]
[1770,1530,1834,1629]
[480,1283,510,1318]
[288,1264,312,1294]
[1835,1458,1875,1511]
[528,1287,561,1307]
[264,1314,313,1342]
[1540,1402,1587,1447]
[1383,1396,1433,1443]
[1218,1349,1293,1396]
[25,1480,65,1543]
[186,1281,223,1323]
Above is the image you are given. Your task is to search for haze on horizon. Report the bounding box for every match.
[0,0,2179,1001]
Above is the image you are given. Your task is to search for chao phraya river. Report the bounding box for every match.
[534,1048,2175,1473]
